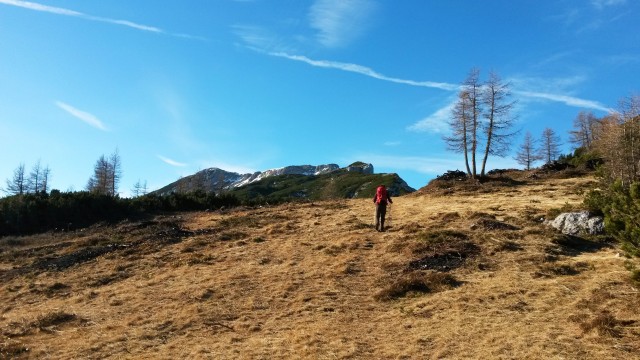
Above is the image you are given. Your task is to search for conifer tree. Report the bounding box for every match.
[515,132,540,170]
[4,163,27,195]
[539,128,562,163]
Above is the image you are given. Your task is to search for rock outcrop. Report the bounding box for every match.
[548,211,604,236]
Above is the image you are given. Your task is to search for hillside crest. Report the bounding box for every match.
[152,161,411,199]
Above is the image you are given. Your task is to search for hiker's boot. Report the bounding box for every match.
[380,221,385,232]
[375,221,379,231]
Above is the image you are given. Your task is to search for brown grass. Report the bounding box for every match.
[1,175,639,359]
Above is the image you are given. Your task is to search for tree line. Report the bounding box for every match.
[444,68,569,175]
[0,190,240,236]
[3,149,146,198]
[443,68,638,256]
[581,95,640,256]
[4,160,52,196]
[0,148,241,236]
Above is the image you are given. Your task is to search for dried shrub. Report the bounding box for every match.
[534,261,593,278]
[409,230,480,272]
[34,311,77,331]
[471,218,519,231]
[90,271,131,287]
[343,216,370,230]
[579,311,622,337]
[631,269,640,286]
[401,222,425,234]
[46,282,70,294]
[494,240,524,252]
[219,231,249,241]
[375,272,461,301]
[439,212,461,222]
[0,340,29,358]
[468,212,496,220]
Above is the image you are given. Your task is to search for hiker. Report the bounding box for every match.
[373,184,393,232]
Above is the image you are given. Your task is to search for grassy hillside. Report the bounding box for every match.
[1,173,638,359]
[229,171,413,202]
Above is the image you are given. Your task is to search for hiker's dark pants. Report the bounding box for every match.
[375,203,387,230]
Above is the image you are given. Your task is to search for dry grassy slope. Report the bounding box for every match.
[1,176,639,359]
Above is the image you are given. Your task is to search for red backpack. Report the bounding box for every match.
[376,186,388,204]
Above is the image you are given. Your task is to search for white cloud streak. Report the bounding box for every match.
[0,0,204,39]
[269,52,611,113]
[407,101,456,133]
[157,155,188,167]
[55,101,108,131]
[309,0,377,48]
[0,0,81,16]
[514,90,613,112]
[269,52,459,91]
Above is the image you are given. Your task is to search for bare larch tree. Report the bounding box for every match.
[4,163,27,195]
[515,131,540,170]
[569,111,600,150]
[444,90,473,176]
[594,95,640,186]
[445,68,516,178]
[86,149,121,196]
[479,71,517,177]
[539,127,562,163]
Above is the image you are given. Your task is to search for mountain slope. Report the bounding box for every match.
[1,173,638,359]
[228,170,414,202]
[152,162,414,200]
[153,164,343,195]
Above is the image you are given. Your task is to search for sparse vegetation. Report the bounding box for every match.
[375,272,461,301]
[0,190,240,236]
[0,171,638,359]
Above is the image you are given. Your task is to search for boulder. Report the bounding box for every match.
[548,211,604,235]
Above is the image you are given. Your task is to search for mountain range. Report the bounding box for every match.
[153,162,415,201]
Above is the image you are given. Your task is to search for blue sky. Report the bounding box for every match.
[1,0,638,195]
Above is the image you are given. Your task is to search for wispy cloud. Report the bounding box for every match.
[157,155,188,167]
[232,25,293,52]
[269,52,459,91]
[267,51,612,114]
[309,0,377,48]
[514,90,612,112]
[407,101,456,133]
[0,0,204,40]
[55,101,108,131]
[509,74,613,112]
[592,0,627,10]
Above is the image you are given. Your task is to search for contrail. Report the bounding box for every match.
[0,0,206,40]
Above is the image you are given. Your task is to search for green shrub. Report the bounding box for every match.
[586,181,640,257]
[0,191,240,236]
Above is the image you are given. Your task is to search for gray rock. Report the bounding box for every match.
[587,217,605,235]
[345,163,374,174]
[548,211,604,235]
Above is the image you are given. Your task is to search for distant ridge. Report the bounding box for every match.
[152,162,414,200]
